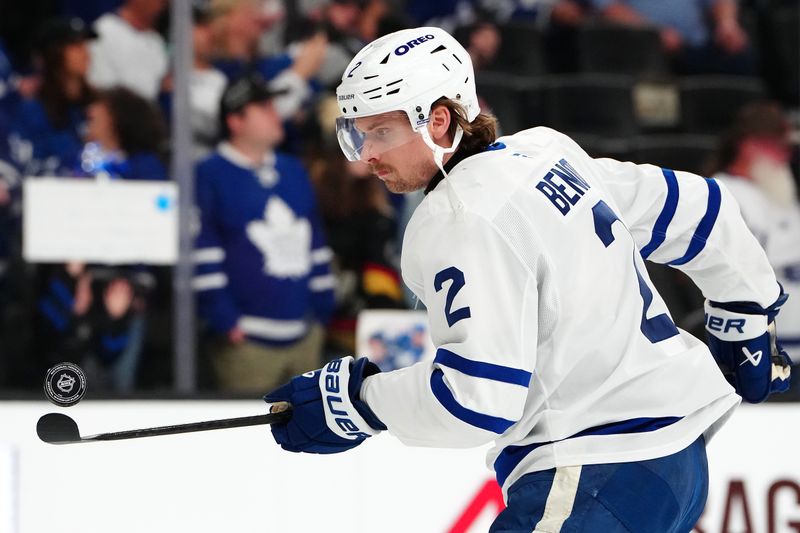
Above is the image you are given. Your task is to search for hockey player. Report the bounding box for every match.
[264,27,792,531]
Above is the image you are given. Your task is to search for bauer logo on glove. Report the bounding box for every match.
[321,358,378,440]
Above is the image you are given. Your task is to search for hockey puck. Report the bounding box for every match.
[43,363,87,407]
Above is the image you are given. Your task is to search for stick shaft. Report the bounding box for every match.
[85,411,289,442]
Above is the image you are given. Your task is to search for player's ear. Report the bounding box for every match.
[428,105,452,145]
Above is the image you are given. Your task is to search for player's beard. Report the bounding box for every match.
[373,158,436,194]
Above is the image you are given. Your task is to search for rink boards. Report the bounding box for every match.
[0,401,797,533]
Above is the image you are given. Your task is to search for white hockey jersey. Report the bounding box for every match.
[713,172,800,360]
[360,127,781,497]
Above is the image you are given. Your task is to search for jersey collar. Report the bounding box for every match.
[218,141,275,169]
[423,142,493,195]
[218,141,278,187]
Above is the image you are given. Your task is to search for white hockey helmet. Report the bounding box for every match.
[335,27,479,169]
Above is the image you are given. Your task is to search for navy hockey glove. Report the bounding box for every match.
[705,293,792,403]
[263,356,386,454]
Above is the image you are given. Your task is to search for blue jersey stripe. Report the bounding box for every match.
[493,416,682,488]
[640,168,680,259]
[430,369,517,434]
[435,348,532,387]
[668,178,721,266]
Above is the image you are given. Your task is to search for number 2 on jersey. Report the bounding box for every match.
[434,266,472,327]
[592,200,679,343]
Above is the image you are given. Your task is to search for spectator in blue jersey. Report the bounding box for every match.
[586,0,755,75]
[11,17,97,176]
[193,73,335,393]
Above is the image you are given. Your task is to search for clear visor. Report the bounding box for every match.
[336,114,420,162]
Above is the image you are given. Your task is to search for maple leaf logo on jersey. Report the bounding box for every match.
[246,197,312,278]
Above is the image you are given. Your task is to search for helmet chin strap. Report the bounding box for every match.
[418,124,465,211]
[418,124,463,178]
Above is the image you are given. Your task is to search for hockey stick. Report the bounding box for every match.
[36,402,292,445]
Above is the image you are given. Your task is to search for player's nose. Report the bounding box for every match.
[361,139,379,163]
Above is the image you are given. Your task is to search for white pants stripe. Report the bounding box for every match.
[533,465,582,533]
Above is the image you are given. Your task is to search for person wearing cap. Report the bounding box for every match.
[193,73,335,393]
[709,101,800,390]
[10,17,97,176]
[88,0,168,100]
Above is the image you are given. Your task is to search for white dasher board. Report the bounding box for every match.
[23,178,178,264]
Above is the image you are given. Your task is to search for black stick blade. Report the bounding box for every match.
[37,413,83,444]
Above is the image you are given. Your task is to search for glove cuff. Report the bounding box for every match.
[704,300,767,341]
[708,285,788,322]
[350,357,388,431]
[319,356,381,441]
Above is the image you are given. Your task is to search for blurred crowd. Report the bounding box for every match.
[0,0,797,397]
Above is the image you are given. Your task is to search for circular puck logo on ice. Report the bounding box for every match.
[57,373,76,393]
[44,362,87,407]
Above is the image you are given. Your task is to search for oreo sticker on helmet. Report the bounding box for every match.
[394,34,435,56]
[44,362,87,407]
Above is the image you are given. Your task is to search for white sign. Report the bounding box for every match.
[23,178,178,264]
